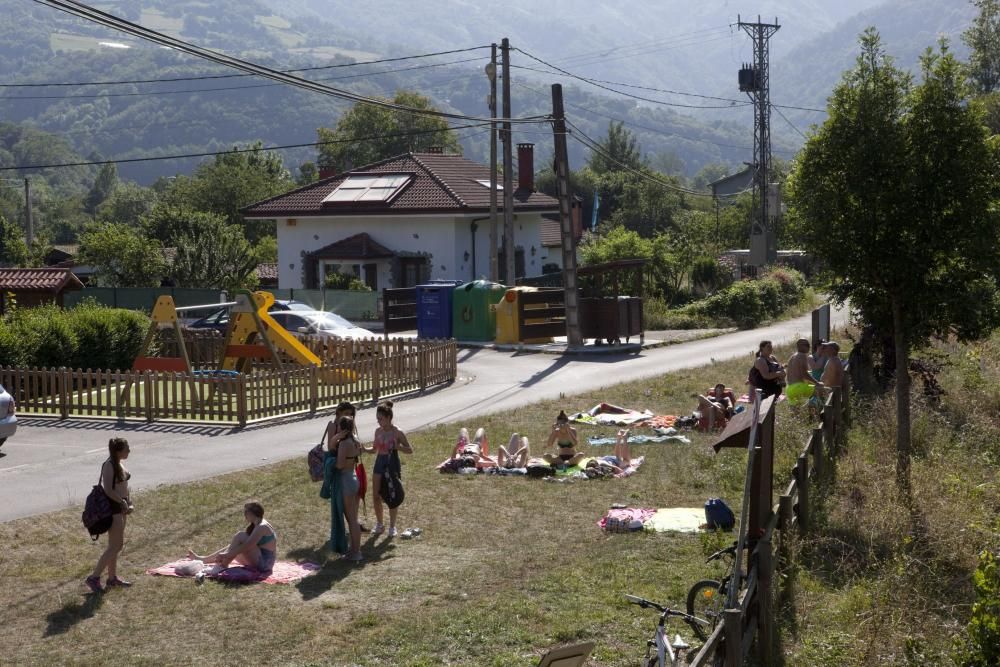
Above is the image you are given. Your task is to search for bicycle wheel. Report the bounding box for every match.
[686,579,723,641]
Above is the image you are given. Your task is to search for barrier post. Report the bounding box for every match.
[724,608,742,667]
[796,455,810,532]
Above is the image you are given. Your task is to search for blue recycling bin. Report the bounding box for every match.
[415,281,462,339]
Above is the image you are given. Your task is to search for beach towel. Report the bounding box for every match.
[147,558,320,584]
[556,456,645,479]
[436,457,494,473]
[598,507,656,532]
[643,508,705,533]
[645,415,679,430]
[569,403,654,426]
[587,434,691,446]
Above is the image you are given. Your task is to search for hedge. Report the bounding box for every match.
[0,302,149,370]
[677,267,807,329]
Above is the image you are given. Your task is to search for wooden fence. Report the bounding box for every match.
[689,384,850,666]
[0,338,456,427]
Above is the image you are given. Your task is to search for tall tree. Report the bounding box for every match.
[787,30,1000,488]
[587,121,643,175]
[169,213,259,293]
[78,222,166,287]
[84,163,118,215]
[96,181,157,226]
[0,215,29,267]
[317,91,460,173]
[963,0,1000,93]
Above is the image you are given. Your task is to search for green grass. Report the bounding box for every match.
[0,343,822,666]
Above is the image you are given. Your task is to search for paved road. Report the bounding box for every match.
[0,307,846,522]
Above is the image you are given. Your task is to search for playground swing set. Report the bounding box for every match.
[126,290,355,406]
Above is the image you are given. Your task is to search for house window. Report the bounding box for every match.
[399,257,430,288]
[322,174,412,203]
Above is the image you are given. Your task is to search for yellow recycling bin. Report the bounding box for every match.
[493,286,555,344]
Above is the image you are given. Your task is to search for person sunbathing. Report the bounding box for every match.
[542,410,586,468]
[585,429,633,475]
[451,427,496,466]
[695,383,735,421]
[497,433,530,468]
[187,502,277,574]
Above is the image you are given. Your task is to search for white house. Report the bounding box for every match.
[242,146,566,290]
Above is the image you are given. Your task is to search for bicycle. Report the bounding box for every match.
[685,542,739,641]
[625,594,711,666]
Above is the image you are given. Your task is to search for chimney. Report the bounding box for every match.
[318,165,336,180]
[517,143,534,191]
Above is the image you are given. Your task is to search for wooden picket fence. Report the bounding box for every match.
[0,338,456,427]
[689,383,850,666]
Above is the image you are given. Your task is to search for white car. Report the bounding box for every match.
[268,310,375,341]
[0,383,16,448]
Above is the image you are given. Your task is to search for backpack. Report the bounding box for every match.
[81,468,115,540]
[704,498,736,531]
[379,450,405,509]
[307,442,326,482]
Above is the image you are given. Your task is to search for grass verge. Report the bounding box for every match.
[1,341,823,666]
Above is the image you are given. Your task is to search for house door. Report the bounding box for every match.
[399,257,429,288]
[363,263,378,291]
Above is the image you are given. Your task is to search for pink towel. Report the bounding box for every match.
[598,507,656,532]
[147,558,321,584]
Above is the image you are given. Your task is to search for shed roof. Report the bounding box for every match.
[0,267,84,292]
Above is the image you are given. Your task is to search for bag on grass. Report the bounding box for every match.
[704,498,736,531]
[526,459,555,478]
[307,442,326,482]
[380,450,405,509]
[81,470,114,540]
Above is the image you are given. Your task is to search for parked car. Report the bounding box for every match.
[269,310,376,341]
[186,299,313,333]
[0,383,17,448]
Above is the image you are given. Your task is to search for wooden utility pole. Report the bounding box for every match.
[24,178,33,246]
[500,37,515,285]
[550,84,582,347]
[488,43,499,282]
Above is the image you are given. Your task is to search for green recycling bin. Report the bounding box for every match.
[452,280,507,341]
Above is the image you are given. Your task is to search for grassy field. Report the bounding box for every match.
[0,343,822,666]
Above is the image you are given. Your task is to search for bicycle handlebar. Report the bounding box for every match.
[706,543,739,563]
[625,594,710,627]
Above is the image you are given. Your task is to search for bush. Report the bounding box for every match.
[0,304,149,369]
[673,267,807,329]
[324,273,371,291]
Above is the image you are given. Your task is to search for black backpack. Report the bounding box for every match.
[81,467,114,540]
[380,450,405,509]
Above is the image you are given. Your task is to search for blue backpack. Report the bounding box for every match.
[704,498,736,530]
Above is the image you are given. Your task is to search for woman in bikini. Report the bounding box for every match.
[85,437,134,593]
[336,416,364,561]
[368,401,413,538]
[187,501,277,575]
[542,410,586,468]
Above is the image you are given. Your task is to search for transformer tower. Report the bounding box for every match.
[738,15,780,268]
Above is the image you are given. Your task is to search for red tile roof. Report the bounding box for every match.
[0,268,84,292]
[255,263,278,281]
[309,233,395,260]
[242,152,558,218]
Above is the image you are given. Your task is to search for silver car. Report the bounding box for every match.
[0,383,16,448]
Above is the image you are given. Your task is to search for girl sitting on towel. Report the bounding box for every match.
[187,502,277,575]
[542,410,586,469]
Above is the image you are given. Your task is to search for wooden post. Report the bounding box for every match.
[812,427,824,480]
[418,343,427,391]
[778,494,792,532]
[143,371,153,423]
[724,608,742,667]
[832,387,844,449]
[237,374,247,427]
[309,364,318,414]
[796,454,809,532]
[58,367,69,420]
[372,345,381,403]
[757,535,774,666]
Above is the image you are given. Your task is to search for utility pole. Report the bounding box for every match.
[500,37,516,285]
[487,44,499,282]
[738,15,780,269]
[550,84,583,347]
[24,178,33,247]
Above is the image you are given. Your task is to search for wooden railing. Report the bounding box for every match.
[689,383,849,666]
[0,339,456,427]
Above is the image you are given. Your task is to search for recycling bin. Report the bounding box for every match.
[415,281,462,339]
[452,280,506,341]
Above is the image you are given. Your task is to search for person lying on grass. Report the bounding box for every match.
[451,427,496,466]
[497,432,530,469]
[542,410,586,469]
[187,501,277,574]
[584,429,633,476]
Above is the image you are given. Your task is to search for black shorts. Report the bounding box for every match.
[559,453,575,462]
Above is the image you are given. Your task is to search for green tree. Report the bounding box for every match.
[169,213,259,293]
[317,91,461,172]
[587,121,643,175]
[787,31,1000,487]
[78,222,166,287]
[84,163,118,215]
[143,204,223,247]
[96,181,157,226]
[963,0,1000,93]
[0,215,29,266]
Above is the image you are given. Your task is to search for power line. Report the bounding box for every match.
[555,29,736,69]
[513,47,750,110]
[0,45,491,88]
[565,119,717,198]
[0,56,486,101]
[0,121,492,172]
[551,25,732,67]
[771,104,809,141]
[31,1,545,125]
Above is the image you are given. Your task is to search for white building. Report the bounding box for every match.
[242,146,565,290]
